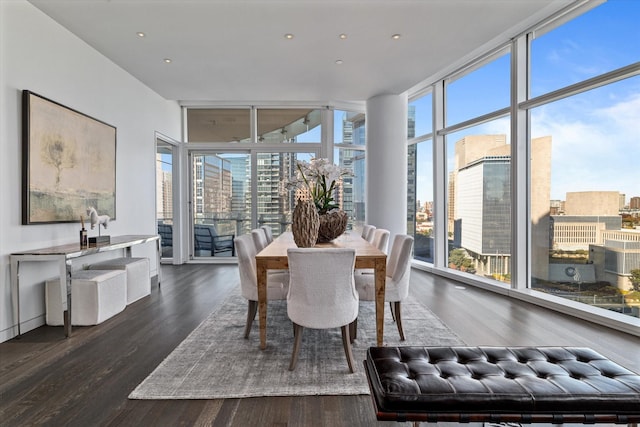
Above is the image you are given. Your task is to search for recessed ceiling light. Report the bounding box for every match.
[339,33,347,40]
[391,34,401,40]
[136,32,145,38]
[163,58,172,64]
[284,33,294,40]
[335,59,343,65]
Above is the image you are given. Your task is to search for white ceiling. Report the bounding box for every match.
[28,0,573,105]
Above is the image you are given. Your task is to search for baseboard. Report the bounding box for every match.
[0,314,45,343]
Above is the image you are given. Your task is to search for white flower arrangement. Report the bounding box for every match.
[286,158,352,214]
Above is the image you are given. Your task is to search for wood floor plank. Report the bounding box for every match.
[1,263,638,427]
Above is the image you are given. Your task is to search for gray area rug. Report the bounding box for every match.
[129,289,464,399]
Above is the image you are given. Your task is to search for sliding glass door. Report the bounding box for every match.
[191,152,250,258]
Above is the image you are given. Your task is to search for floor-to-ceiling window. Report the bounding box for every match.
[408,0,640,325]
[408,92,433,263]
[334,110,366,232]
[527,0,640,317]
[156,137,176,260]
[190,152,249,258]
[184,107,365,259]
[443,50,512,284]
[255,151,316,236]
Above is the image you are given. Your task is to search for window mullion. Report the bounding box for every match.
[432,80,447,269]
[511,35,529,290]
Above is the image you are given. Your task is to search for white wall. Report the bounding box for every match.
[0,1,182,342]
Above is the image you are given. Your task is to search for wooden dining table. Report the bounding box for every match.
[255,231,387,350]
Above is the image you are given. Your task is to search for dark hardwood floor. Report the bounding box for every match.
[1,264,638,427]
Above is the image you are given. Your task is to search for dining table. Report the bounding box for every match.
[255,231,387,350]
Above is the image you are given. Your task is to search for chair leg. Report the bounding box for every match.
[389,301,396,322]
[341,325,356,373]
[244,300,258,339]
[349,318,358,342]
[289,323,304,371]
[393,301,405,341]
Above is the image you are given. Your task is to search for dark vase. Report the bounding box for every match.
[291,200,319,247]
[317,210,348,243]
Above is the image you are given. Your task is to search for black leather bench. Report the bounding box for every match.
[364,346,640,424]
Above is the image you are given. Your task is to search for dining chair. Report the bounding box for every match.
[354,234,414,341]
[194,224,235,256]
[371,228,390,254]
[286,248,358,372]
[361,224,376,242]
[356,228,390,276]
[260,225,274,244]
[234,234,289,339]
[251,228,269,252]
[157,222,173,257]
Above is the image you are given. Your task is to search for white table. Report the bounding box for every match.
[10,235,160,338]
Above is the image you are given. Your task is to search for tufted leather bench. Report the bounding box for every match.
[364,346,640,424]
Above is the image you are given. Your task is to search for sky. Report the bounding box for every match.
[413,0,639,204]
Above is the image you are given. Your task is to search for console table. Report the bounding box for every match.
[10,234,160,338]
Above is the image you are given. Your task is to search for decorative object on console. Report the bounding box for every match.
[87,207,110,245]
[21,90,116,224]
[79,215,88,247]
[291,200,319,248]
[285,158,351,243]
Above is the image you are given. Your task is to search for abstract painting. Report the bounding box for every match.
[22,90,116,224]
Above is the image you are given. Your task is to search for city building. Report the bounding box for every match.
[448,135,552,280]
[565,191,621,216]
[591,230,640,291]
[155,154,173,222]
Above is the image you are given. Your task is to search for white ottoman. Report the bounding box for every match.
[45,269,127,326]
[89,257,150,304]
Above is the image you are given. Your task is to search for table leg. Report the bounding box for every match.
[62,260,73,337]
[256,261,268,350]
[375,258,386,346]
[156,239,162,286]
[10,258,20,337]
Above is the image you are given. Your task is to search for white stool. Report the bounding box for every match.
[46,269,126,326]
[89,257,150,304]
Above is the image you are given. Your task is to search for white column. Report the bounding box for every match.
[365,93,408,239]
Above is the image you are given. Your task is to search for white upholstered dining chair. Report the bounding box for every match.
[251,228,269,252]
[371,228,390,254]
[355,228,390,276]
[361,224,376,243]
[286,248,359,372]
[234,234,289,339]
[354,234,414,341]
[362,224,376,243]
[260,225,274,244]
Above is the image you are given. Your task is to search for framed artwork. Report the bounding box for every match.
[22,90,116,224]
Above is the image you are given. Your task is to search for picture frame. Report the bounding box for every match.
[22,90,116,224]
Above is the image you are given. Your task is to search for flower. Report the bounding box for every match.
[286,158,352,214]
